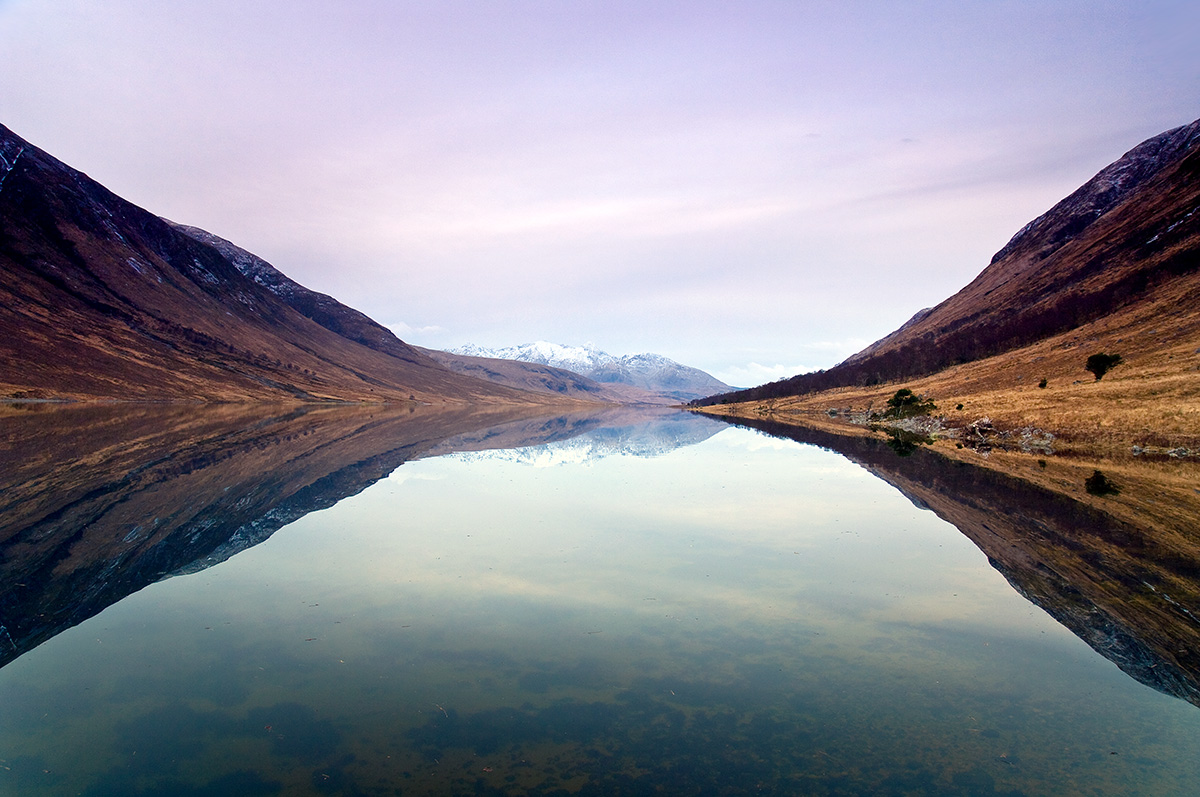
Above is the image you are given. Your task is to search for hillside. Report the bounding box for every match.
[697,118,1200,405]
[0,123,565,404]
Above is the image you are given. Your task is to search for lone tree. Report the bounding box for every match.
[1085,353,1123,381]
[884,388,937,419]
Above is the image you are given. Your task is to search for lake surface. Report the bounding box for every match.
[2,405,1199,795]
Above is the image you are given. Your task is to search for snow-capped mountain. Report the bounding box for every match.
[450,341,732,402]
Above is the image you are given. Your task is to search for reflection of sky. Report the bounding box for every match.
[6,422,1200,794]
[237,426,1066,647]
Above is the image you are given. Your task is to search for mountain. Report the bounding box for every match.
[0,123,564,404]
[169,226,682,407]
[698,118,1200,404]
[419,347,680,405]
[451,341,733,402]
[168,222,432,367]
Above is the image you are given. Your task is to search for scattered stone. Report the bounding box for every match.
[1017,426,1056,455]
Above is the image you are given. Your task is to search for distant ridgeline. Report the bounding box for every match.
[452,341,733,402]
[694,118,1200,405]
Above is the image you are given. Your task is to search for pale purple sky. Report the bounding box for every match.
[1,1,1196,385]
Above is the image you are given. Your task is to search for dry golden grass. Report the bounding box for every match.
[704,274,1200,459]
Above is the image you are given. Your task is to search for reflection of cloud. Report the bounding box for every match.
[385,469,446,485]
[715,433,801,452]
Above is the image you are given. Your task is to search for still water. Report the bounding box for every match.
[1,407,1199,795]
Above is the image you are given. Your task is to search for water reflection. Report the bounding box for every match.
[722,414,1200,708]
[1,405,1199,795]
[0,403,705,668]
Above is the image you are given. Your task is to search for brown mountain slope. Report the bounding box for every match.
[0,123,561,404]
[698,118,1200,404]
[168,222,432,367]
[166,225,656,406]
[699,260,1200,455]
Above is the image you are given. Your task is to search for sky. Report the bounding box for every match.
[1,1,1197,386]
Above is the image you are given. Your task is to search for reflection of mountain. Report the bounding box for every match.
[718,415,1200,708]
[0,403,653,668]
[439,408,727,467]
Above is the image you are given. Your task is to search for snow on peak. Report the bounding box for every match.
[448,341,732,400]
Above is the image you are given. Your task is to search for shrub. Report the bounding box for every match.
[1085,353,1123,381]
[884,388,937,419]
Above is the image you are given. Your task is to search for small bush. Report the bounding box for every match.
[1085,353,1123,381]
[884,388,937,419]
[1038,377,1048,389]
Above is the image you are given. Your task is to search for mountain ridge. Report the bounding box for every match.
[0,123,580,405]
[697,117,1200,405]
[452,340,733,402]
[419,346,680,405]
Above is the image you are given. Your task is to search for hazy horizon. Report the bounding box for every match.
[1,1,1197,385]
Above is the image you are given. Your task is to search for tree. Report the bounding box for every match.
[1085,353,1123,381]
[884,388,937,419]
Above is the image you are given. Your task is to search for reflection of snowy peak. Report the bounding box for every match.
[451,341,731,401]
[449,414,725,467]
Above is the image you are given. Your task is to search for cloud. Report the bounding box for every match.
[2,1,1195,387]
[386,321,445,340]
[712,337,873,386]
[716,362,814,388]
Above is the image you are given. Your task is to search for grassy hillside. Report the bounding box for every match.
[696,119,1200,407]
[697,265,1200,458]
